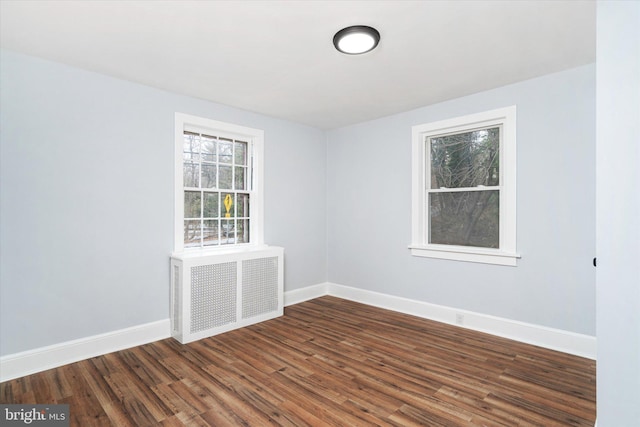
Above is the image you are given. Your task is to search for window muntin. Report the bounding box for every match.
[410,106,518,266]
[175,114,263,253]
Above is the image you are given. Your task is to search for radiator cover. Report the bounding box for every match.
[170,246,284,344]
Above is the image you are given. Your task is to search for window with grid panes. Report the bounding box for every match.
[175,114,263,251]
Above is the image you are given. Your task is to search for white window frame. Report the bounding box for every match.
[174,113,264,254]
[410,106,519,266]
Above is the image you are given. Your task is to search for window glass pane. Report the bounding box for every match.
[183,161,199,188]
[221,219,235,245]
[429,190,499,248]
[183,132,200,161]
[236,219,250,244]
[219,165,232,189]
[219,139,233,164]
[203,220,219,246]
[201,164,217,189]
[184,220,201,247]
[184,191,201,218]
[201,135,216,162]
[203,192,219,218]
[221,193,235,218]
[234,166,246,190]
[237,193,249,217]
[234,141,247,165]
[430,127,499,189]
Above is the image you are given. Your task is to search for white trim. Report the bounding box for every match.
[0,319,170,383]
[409,245,520,266]
[326,283,596,359]
[284,282,329,306]
[1,283,595,382]
[411,106,518,266]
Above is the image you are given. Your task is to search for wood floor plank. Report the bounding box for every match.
[60,362,111,427]
[43,365,74,401]
[0,296,596,426]
[75,359,136,427]
[102,371,172,424]
[29,371,58,404]
[118,346,176,387]
[434,386,514,427]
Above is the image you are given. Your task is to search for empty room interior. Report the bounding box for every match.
[0,1,638,426]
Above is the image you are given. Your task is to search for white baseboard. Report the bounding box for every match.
[284,282,328,306]
[326,282,597,360]
[0,319,170,383]
[1,282,596,382]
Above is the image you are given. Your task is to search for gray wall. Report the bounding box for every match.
[596,1,640,424]
[0,50,327,356]
[327,64,596,336]
[0,48,597,358]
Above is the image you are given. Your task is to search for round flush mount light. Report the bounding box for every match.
[333,25,380,55]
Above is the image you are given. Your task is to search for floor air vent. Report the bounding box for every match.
[170,246,283,344]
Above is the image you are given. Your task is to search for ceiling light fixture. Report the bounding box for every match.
[333,25,380,55]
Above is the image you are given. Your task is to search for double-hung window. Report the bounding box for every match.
[410,106,518,265]
[175,113,264,252]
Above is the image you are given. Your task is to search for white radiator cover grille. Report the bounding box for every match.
[172,265,181,334]
[191,262,237,333]
[242,256,279,319]
[170,246,283,344]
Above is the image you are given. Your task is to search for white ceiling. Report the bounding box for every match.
[0,0,596,130]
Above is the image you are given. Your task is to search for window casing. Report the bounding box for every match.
[175,113,264,253]
[410,106,518,266]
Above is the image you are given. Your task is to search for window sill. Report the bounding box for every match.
[172,243,270,260]
[409,244,520,266]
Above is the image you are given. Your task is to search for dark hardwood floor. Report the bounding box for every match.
[1,296,596,426]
